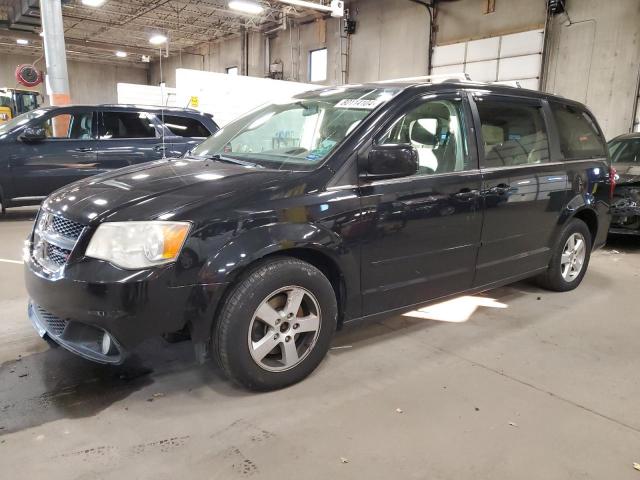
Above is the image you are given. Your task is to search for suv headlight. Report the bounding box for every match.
[86,221,191,269]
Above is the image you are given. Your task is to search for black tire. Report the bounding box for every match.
[537,218,592,292]
[213,257,337,391]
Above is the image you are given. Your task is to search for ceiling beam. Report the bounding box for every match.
[0,27,159,56]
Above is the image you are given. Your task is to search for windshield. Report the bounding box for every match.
[609,137,640,164]
[0,108,47,136]
[191,87,400,171]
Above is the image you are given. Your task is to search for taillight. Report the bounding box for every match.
[609,166,617,200]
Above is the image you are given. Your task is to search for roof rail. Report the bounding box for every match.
[490,80,523,88]
[375,73,473,84]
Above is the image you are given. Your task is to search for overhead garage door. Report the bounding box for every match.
[431,29,544,90]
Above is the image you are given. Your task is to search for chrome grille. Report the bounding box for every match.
[51,216,84,240]
[32,210,86,273]
[35,305,68,336]
[46,243,69,266]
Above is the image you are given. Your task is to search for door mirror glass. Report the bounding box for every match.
[361,144,419,180]
[20,126,46,142]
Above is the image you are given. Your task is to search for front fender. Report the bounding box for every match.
[188,221,360,349]
[203,222,352,284]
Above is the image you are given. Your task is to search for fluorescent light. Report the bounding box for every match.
[228,0,264,14]
[115,51,127,58]
[82,0,106,6]
[149,34,168,45]
[276,0,332,12]
[16,39,29,45]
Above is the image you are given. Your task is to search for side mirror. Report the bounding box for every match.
[19,127,46,143]
[360,144,419,181]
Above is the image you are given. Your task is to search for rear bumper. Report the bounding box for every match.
[25,254,228,363]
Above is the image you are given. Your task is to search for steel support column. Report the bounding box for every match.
[40,0,70,106]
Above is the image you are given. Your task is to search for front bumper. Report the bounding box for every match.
[25,254,228,364]
[29,301,126,364]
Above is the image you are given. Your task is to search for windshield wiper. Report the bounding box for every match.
[198,154,263,168]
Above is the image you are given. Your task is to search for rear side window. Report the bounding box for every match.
[161,115,211,137]
[99,112,157,139]
[550,102,606,159]
[476,99,550,167]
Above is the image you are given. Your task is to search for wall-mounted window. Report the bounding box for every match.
[226,66,239,76]
[309,48,327,83]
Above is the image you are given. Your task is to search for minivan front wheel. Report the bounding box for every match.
[537,218,592,292]
[214,257,337,391]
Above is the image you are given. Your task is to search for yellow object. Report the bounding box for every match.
[0,88,40,123]
[160,223,191,259]
[0,106,11,124]
[190,96,199,108]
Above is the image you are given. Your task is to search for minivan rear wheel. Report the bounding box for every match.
[213,257,337,391]
[537,218,592,292]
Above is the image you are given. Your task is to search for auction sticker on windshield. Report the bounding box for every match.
[335,99,383,110]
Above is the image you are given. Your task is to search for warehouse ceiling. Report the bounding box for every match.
[0,0,325,65]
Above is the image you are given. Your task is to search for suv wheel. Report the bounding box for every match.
[214,257,337,391]
[537,218,592,292]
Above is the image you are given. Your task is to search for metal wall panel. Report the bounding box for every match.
[466,37,500,63]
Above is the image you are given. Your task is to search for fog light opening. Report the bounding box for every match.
[101,332,115,356]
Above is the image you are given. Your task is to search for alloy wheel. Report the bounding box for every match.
[560,232,587,282]
[248,286,322,372]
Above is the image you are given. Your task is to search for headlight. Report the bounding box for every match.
[86,221,191,269]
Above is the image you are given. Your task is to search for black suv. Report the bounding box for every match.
[0,104,218,212]
[24,82,612,390]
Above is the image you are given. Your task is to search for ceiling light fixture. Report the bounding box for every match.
[16,39,29,45]
[81,0,106,7]
[115,51,127,58]
[276,0,344,17]
[149,34,168,45]
[228,0,264,15]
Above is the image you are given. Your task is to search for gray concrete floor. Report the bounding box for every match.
[1,207,639,479]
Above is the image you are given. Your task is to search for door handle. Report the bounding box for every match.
[155,145,167,152]
[75,147,93,152]
[454,188,479,200]
[488,184,513,195]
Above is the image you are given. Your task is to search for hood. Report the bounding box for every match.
[614,163,640,185]
[42,157,294,224]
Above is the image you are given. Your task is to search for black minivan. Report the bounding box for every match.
[0,104,218,212]
[24,81,612,390]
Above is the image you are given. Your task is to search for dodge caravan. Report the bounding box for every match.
[24,81,613,390]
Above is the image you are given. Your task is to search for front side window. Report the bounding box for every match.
[550,102,606,159]
[477,100,549,167]
[378,98,470,175]
[38,111,94,139]
[609,137,640,164]
[161,115,211,137]
[99,112,157,139]
[192,87,400,171]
